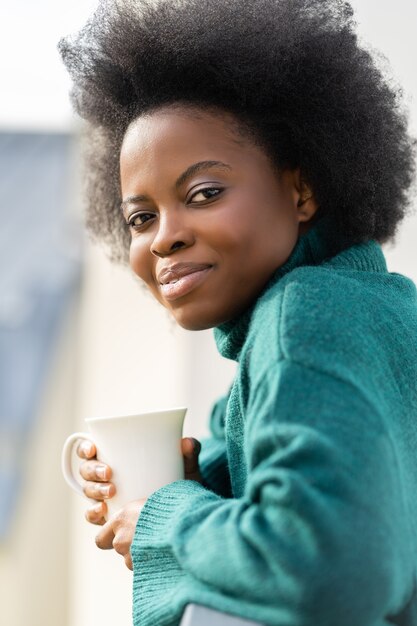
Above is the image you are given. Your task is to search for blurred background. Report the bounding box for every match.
[0,1,416,625]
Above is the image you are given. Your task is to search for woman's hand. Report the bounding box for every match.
[94,499,146,570]
[77,436,203,524]
[77,439,116,525]
[77,436,202,569]
[181,436,203,484]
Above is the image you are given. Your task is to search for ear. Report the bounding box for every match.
[292,169,319,226]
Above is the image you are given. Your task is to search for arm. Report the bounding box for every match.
[198,393,232,498]
[131,360,411,626]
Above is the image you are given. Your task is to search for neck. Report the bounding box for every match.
[213,213,355,361]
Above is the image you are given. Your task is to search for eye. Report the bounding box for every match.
[126,212,155,230]
[189,187,223,203]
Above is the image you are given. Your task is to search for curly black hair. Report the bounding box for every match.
[59,0,416,262]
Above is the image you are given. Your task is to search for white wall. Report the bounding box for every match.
[349,0,417,282]
[0,0,99,132]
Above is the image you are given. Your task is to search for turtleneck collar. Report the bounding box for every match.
[213,213,387,361]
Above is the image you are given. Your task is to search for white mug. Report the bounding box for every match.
[61,407,187,517]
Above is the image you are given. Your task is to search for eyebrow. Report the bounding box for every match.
[120,160,232,210]
[174,160,231,189]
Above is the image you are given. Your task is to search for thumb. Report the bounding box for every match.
[181,437,202,479]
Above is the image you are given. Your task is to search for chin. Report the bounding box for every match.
[170,302,242,331]
[168,304,218,331]
[173,314,215,332]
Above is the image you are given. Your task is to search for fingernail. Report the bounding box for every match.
[96,465,107,480]
[81,441,92,456]
[99,485,111,497]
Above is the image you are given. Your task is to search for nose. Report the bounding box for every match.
[150,208,195,258]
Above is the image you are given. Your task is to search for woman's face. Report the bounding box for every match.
[120,106,317,330]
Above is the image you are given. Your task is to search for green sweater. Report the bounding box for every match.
[131,215,417,626]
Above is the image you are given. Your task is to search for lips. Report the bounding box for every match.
[157,262,213,301]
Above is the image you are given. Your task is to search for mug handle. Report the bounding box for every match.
[61,432,98,504]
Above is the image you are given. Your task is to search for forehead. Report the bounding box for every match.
[119,107,255,179]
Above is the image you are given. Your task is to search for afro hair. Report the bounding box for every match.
[59,0,416,262]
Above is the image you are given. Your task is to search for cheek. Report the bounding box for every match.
[218,201,298,282]
[129,239,155,288]
[129,239,170,309]
[212,202,284,258]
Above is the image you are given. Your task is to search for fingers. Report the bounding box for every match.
[83,481,116,501]
[181,437,202,482]
[95,521,133,569]
[77,439,97,460]
[79,460,112,482]
[95,518,115,550]
[124,553,133,571]
[112,529,133,559]
[94,500,145,571]
[85,502,107,526]
[77,442,114,501]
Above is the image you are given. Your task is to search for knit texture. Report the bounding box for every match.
[131,215,417,626]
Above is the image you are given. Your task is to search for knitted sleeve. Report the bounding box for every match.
[198,393,232,498]
[130,359,411,626]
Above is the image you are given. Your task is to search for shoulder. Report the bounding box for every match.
[247,261,412,384]
[280,265,375,364]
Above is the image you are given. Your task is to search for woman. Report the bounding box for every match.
[60,0,417,624]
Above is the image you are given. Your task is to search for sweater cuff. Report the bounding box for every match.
[130,479,221,626]
[133,478,213,543]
